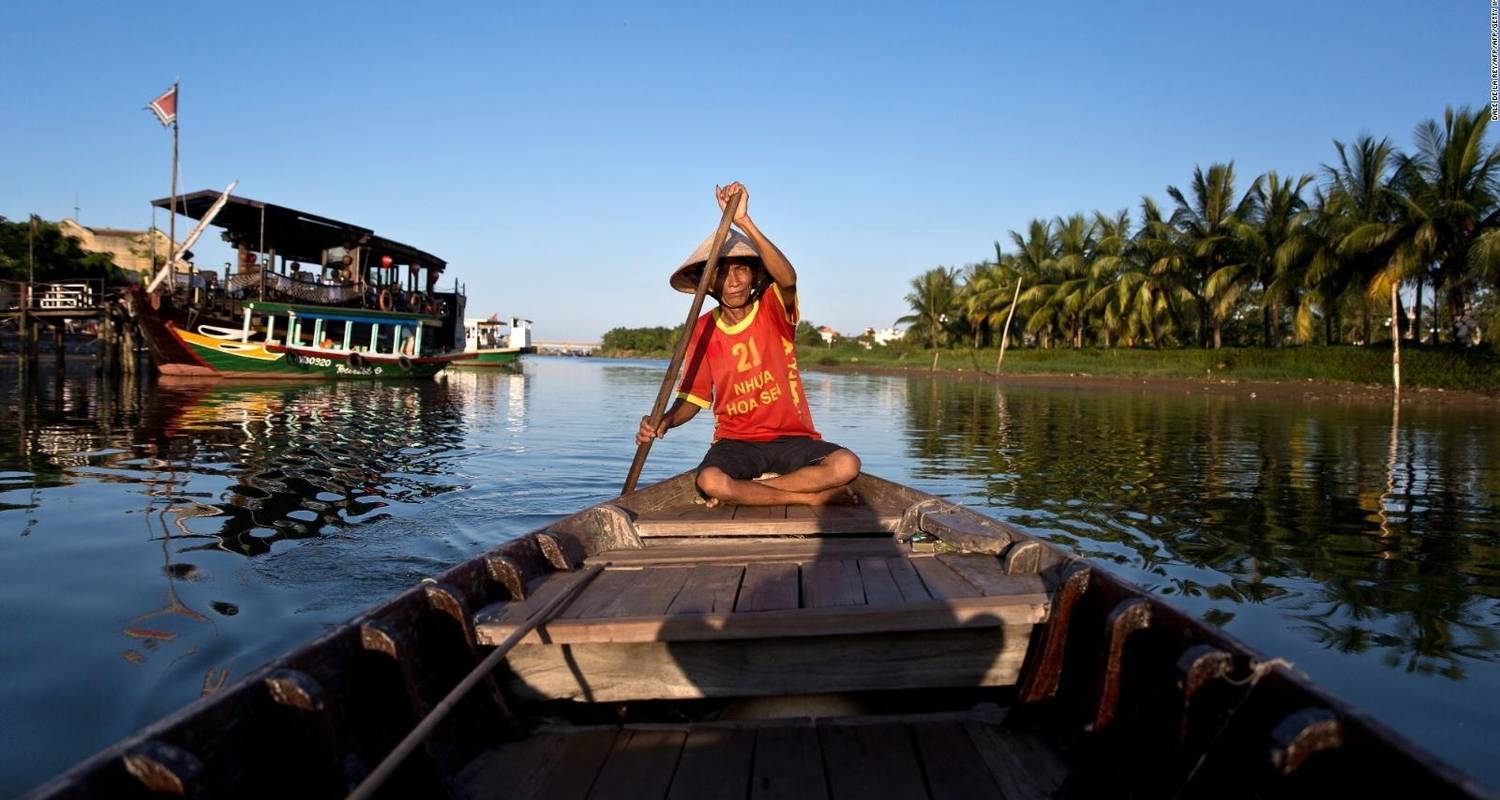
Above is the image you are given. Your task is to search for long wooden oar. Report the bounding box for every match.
[621,199,739,495]
[345,563,604,800]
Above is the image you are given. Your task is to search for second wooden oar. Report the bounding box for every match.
[621,198,739,495]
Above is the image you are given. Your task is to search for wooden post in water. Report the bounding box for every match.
[995,277,1022,376]
[121,316,137,376]
[53,322,65,369]
[95,313,109,375]
[1391,283,1401,394]
[19,283,34,370]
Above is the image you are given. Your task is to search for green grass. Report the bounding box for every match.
[597,341,1500,392]
[794,343,1500,392]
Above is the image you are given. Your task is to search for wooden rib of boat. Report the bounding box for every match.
[27,473,1491,799]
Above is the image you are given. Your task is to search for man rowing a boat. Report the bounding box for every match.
[635,182,861,507]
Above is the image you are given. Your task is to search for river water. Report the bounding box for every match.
[1,358,1496,794]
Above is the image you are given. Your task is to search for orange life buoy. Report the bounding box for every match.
[377,289,393,312]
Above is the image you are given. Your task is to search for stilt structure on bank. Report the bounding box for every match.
[2,280,146,376]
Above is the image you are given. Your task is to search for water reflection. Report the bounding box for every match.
[2,373,470,557]
[897,377,1500,681]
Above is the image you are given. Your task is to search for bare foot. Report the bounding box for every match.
[807,486,859,506]
[704,496,721,509]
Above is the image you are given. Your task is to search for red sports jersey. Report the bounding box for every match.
[676,283,818,442]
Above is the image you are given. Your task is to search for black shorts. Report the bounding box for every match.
[697,436,845,481]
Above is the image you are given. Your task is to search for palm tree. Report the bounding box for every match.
[1008,219,1058,347]
[1387,106,1500,342]
[957,262,1000,348]
[1238,171,1313,346]
[1166,162,1257,348]
[1136,196,1193,344]
[1050,213,1099,348]
[1322,136,1403,344]
[897,266,960,348]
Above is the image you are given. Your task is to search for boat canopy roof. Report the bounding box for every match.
[152,190,446,272]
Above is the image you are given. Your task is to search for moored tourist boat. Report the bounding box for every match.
[454,315,536,369]
[134,191,473,379]
[25,473,1491,799]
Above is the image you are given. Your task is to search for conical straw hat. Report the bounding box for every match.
[670,230,764,294]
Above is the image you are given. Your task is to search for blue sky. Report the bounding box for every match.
[1,1,1479,340]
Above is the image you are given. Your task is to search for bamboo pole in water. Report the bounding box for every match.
[995,277,1023,375]
[1391,282,1401,394]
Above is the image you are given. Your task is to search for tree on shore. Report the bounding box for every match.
[899,104,1500,351]
[0,217,130,284]
[897,267,960,348]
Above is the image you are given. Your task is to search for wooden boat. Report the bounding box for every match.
[453,315,536,369]
[27,473,1490,799]
[135,192,474,379]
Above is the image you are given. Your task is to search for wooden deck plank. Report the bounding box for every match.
[635,503,901,537]
[909,721,1004,800]
[937,554,1040,596]
[589,538,909,567]
[664,505,736,522]
[885,557,931,602]
[528,728,620,800]
[664,726,756,800]
[500,628,1035,701]
[665,565,744,614]
[817,720,928,800]
[855,558,905,607]
[454,733,569,800]
[964,721,1068,800]
[478,591,1047,646]
[731,504,787,520]
[496,572,580,625]
[561,570,648,620]
[751,723,828,800]
[587,728,688,800]
[589,567,692,619]
[801,560,866,608]
[911,557,983,600]
[735,563,801,612]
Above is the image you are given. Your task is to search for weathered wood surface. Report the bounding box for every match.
[452,711,1068,800]
[587,537,907,566]
[499,628,1035,702]
[735,563,801,612]
[478,592,1046,646]
[633,507,903,537]
[475,559,1047,646]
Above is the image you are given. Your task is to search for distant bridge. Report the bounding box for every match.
[534,340,601,355]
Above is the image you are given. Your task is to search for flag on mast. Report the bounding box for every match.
[147,84,178,127]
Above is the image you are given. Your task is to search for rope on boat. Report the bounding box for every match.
[346,563,606,800]
[1171,657,1296,799]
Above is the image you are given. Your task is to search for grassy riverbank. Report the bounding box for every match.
[598,344,1500,393]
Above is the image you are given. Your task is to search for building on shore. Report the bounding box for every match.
[57,219,178,277]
